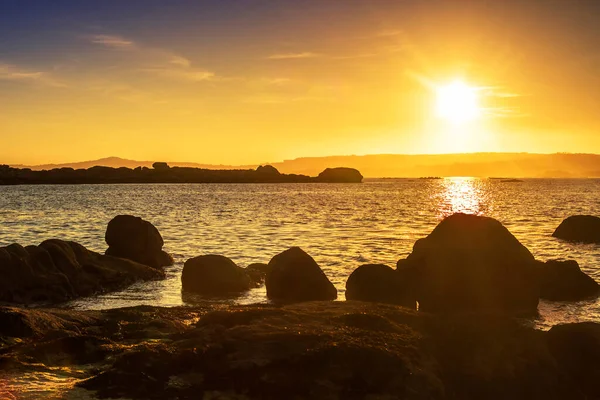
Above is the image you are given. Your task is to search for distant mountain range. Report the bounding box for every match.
[9,153,600,178]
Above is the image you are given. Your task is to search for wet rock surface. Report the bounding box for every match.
[345,264,415,307]
[105,215,174,269]
[0,239,164,305]
[396,213,540,314]
[0,302,598,399]
[266,247,337,302]
[553,215,600,244]
[539,260,599,301]
[181,255,252,295]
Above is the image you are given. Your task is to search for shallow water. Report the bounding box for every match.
[0,178,599,329]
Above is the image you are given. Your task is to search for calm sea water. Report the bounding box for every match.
[0,179,599,330]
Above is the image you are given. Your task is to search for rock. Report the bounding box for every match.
[152,162,170,170]
[546,322,600,399]
[266,247,337,302]
[105,215,173,269]
[0,239,164,305]
[182,255,251,295]
[539,260,599,301]
[245,263,271,286]
[71,302,587,400]
[552,215,600,244]
[345,264,415,307]
[397,213,540,314]
[316,167,363,183]
[256,165,280,175]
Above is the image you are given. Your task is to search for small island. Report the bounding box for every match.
[0,164,363,185]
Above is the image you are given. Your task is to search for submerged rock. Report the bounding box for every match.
[345,264,415,307]
[182,255,251,295]
[105,215,174,269]
[316,167,363,183]
[266,247,337,302]
[539,260,599,301]
[0,239,164,305]
[245,262,271,286]
[552,215,600,244]
[397,213,540,314]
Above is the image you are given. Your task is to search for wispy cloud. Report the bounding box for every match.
[373,29,403,38]
[141,67,215,82]
[169,55,191,67]
[0,63,65,87]
[90,34,135,49]
[267,52,320,60]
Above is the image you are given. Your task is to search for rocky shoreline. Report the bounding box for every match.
[1,212,600,398]
[0,164,363,185]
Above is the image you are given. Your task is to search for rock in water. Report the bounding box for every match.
[552,215,600,244]
[0,239,164,304]
[316,167,363,183]
[397,213,540,314]
[266,247,337,302]
[539,260,599,301]
[182,255,251,295]
[346,264,415,307]
[105,215,173,269]
[245,262,271,286]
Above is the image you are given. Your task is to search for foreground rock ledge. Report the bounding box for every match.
[0,239,164,304]
[0,302,598,399]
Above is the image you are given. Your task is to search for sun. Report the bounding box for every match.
[436,80,480,124]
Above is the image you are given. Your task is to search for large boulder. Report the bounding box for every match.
[105,215,173,269]
[346,264,415,307]
[552,215,600,244]
[182,255,251,295]
[266,247,337,302]
[397,213,540,314]
[316,167,363,183]
[0,239,164,305]
[539,260,599,301]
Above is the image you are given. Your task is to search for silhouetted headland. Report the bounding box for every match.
[0,163,363,185]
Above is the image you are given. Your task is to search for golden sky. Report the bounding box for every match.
[1,1,600,165]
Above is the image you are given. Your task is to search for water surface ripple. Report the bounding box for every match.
[0,178,598,329]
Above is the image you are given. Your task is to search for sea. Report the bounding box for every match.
[0,178,599,330]
[1,178,600,399]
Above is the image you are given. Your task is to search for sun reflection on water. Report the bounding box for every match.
[435,177,492,218]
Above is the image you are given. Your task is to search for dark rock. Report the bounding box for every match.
[266,247,337,302]
[73,302,586,400]
[316,167,363,183]
[105,215,173,269]
[552,215,600,244]
[152,162,170,170]
[397,213,540,314]
[345,264,415,307]
[256,165,280,175]
[0,239,164,305]
[182,255,251,295]
[245,262,271,286]
[547,322,600,399]
[539,260,599,301]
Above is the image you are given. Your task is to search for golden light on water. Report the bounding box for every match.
[436,177,490,217]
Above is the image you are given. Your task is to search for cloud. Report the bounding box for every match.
[170,56,191,67]
[141,67,215,82]
[0,63,65,87]
[373,29,403,38]
[90,35,135,49]
[267,52,320,60]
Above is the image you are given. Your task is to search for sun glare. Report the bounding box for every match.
[436,80,480,124]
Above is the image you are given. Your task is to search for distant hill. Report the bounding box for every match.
[9,153,600,178]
